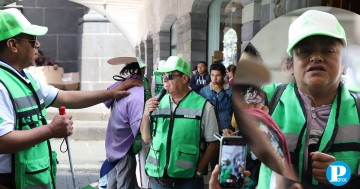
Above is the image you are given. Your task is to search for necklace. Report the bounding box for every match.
[311,107,316,119]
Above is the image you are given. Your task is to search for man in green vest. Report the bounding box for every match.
[140,56,219,189]
[151,60,166,96]
[258,10,360,188]
[0,8,140,188]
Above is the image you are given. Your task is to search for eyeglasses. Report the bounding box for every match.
[14,36,38,48]
[162,72,183,80]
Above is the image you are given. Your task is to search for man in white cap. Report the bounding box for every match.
[151,60,166,96]
[0,8,139,188]
[258,9,360,188]
[140,56,219,189]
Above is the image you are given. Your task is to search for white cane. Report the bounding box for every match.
[59,106,78,189]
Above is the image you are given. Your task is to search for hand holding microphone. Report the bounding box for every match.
[144,89,167,116]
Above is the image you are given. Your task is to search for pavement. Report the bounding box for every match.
[51,139,105,189]
[47,104,108,189]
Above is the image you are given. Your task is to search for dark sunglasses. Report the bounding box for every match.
[162,72,183,80]
[14,36,38,48]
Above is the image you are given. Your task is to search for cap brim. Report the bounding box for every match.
[153,68,177,76]
[287,32,346,56]
[234,59,271,87]
[22,25,48,36]
[107,57,137,65]
[138,62,147,68]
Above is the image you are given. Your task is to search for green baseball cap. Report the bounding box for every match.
[154,56,191,76]
[287,10,347,56]
[0,8,48,41]
[137,57,147,69]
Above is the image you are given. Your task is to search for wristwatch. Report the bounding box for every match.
[196,170,203,177]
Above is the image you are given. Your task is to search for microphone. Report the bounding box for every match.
[150,89,167,116]
[156,88,167,101]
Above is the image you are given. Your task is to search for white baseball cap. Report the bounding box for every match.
[154,56,191,76]
[158,60,166,69]
[0,8,48,41]
[287,10,347,56]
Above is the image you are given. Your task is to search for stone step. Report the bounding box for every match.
[46,121,107,140]
[50,139,105,173]
[46,104,110,121]
[72,121,107,140]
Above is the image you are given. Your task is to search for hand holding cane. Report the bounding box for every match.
[59,106,78,189]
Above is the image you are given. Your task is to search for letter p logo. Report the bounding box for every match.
[326,161,351,186]
[329,165,346,182]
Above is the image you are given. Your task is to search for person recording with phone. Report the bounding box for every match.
[140,56,219,189]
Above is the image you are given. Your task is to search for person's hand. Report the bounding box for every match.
[310,151,336,184]
[209,164,250,189]
[143,97,160,117]
[243,103,269,113]
[119,78,143,90]
[53,63,59,70]
[111,78,142,99]
[222,128,234,136]
[48,114,73,138]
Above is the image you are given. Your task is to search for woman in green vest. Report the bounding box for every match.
[258,10,360,188]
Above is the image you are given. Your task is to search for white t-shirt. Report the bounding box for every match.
[0,62,59,173]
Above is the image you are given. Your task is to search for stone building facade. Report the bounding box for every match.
[5,0,360,90]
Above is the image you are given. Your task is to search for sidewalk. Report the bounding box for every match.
[51,139,105,188]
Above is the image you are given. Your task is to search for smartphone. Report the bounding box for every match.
[218,136,247,188]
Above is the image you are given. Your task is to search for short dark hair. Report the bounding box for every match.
[210,62,226,75]
[197,61,207,67]
[0,39,8,53]
[227,64,236,74]
[120,62,142,76]
[192,65,197,71]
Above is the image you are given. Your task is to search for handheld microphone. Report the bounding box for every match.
[156,88,167,101]
[150,89,167,116]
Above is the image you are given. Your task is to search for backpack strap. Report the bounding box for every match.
[350,91,360,121]
[268,83,288,115]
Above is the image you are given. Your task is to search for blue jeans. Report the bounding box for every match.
[150,177,204,189]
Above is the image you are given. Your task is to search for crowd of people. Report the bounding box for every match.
[0,6,359,189]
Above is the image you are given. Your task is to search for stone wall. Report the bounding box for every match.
[18,0,87,73]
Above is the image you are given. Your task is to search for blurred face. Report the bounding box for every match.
[291,35,345,92]
[211,70,224,85]
[197,63,207,74]
[162,71,185,95]
[12,34,40,68]
[226,70,234,79]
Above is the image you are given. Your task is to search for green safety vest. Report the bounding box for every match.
[132,77,151,154]
[144,77,151,101]
[145,91,206,178]
[0,65,56,189]
[154,75,163,96]
[258,82,360,188]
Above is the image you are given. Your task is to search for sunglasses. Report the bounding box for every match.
[14,36,38,48]
[162,72,183,80]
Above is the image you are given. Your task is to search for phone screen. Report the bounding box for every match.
[219,136,246,188]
